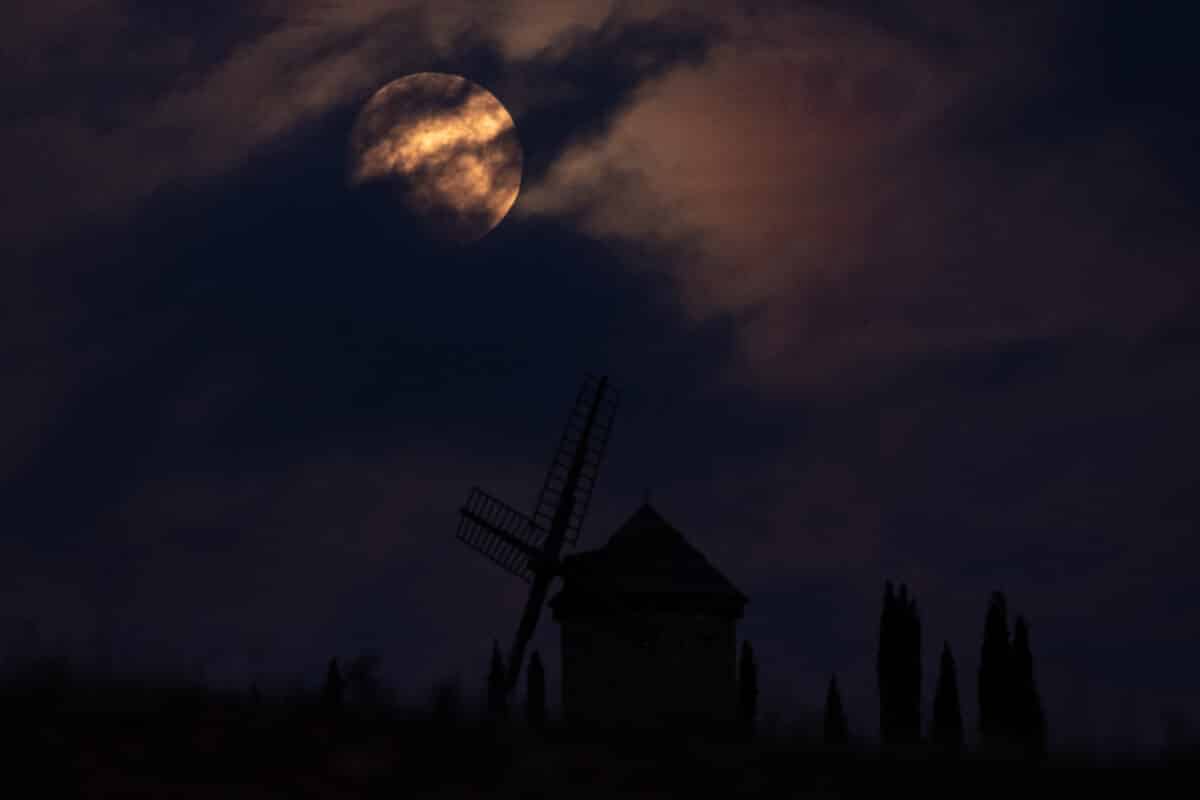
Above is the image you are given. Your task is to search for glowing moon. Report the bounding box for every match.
[348,73,523,244]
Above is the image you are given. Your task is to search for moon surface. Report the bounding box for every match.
[348,73,523,244]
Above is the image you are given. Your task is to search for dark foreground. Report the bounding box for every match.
[7,676,1194,798]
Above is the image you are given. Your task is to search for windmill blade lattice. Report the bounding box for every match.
[530,372,619,548]
[456,487,545,582]
[453,373,619,697]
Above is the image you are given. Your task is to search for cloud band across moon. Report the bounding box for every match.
[348,73,523,243]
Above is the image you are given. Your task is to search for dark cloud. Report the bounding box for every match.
[933,1,1200,202]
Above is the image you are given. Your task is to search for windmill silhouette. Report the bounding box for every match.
[456,373,619,694]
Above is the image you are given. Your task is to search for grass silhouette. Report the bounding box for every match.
[2,652,1193,797]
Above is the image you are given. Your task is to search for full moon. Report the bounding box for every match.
[348,73,523,244]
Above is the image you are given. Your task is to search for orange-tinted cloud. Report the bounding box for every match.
[523,3,1194,394]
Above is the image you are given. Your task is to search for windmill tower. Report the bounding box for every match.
[455,373,619,694]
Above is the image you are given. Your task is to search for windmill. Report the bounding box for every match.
[455,373,619,694]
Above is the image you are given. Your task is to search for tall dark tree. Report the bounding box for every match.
[878,581,921,746]
[526,650,546,732]
[979,591,1011,746]
[738,640,758,738]
[931,642,964,756]
[823,674,850,748]
[899,587,922,743]
[487,640,508,720]
[1010,616,1046,759]
[321,657,344,713]
[877,581,898,745]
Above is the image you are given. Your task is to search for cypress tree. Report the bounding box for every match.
[738,641,758,738]
[878,581,921,746]
[931,642,964,756]
[877,581,897,745]
[901,589,922,743]
[823,674,850,748]
[1010,616,1046,760]
[979,591,1011,747]
[322,658,344,706]
[487,640,508,720]
[526,650,546,732]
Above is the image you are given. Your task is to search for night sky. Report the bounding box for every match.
[5,1,1199,751]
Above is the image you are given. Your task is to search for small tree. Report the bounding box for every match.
[931,642,964,757]
[526,650,546,732]
[823,674,850,748]
[487,640,508,721]
[345,650,384,708]
[738,641,758,738]
[1010,616,1046,760]
[321,657,344,714]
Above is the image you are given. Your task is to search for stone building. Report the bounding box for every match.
[548,502,748,730]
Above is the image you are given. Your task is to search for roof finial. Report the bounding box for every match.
[643,487,652,506]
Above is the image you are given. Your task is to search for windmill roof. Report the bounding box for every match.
[548,503,748,617]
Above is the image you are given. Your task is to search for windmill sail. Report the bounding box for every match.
[503,375,616,692]
[530,372,619,548]
[456,488,545,582]
[453,373,619,697]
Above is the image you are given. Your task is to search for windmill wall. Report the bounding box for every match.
[558,608,738,729]
[548,503,749,731]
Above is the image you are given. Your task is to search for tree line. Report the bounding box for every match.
[817,584,1047,758]
[311,584,1045,756]
[373,583,1047,755]
[314,640,548,731]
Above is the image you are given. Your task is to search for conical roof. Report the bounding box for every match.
[548,503,748,617]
